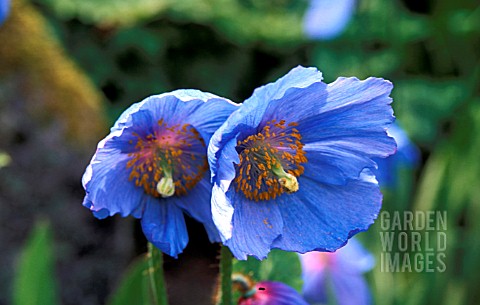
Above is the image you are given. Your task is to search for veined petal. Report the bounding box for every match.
[243,66,324,121]
[82,132,147,219]
[182,94,239,137]
[272,171,382,253]
[172,174,221,243]
[209,138,239,185]
[141,198,189,258]
[297,77,396,184]
[298,77,395,144]
[112,89,237,139]
[224,191,283,260]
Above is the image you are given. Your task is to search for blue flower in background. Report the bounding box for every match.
[0,0,10,26]
[238,281,308,305]
[374,123,420,187]
[82,90,238,257]
[208,66,396,260]
[303,0,356,40]
[299,238,374,305]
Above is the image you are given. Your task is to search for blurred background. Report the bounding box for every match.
[0,0,479,304]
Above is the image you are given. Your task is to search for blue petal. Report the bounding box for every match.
[111,102,143,132]
[171,174,221,243]
[373,123,420,187]
[303,0,356,40]
[82,132,147,219]
[211,182,235,242]
[244,66,324,117]
[336,238,375,273]
[141,198,189,258]
[300,263,327,303]
[272,171,382,253]
[224,190,284,260]
[177,91,239,137]
[113,89,237,142]
[209,137,239,195]
[331,272,371,305]
[296,77,396,184]
[0,0,9,26]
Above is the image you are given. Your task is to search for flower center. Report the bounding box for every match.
[234,119,307,201]
[126,119,208,197]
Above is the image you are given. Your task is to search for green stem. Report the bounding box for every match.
[217,245,233,305]
[147,243,169,305]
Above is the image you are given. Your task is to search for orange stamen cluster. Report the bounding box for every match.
[234,119,307,201]
[126,119,207,197]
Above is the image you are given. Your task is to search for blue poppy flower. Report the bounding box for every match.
[374,123,420,187]
[299,238,374,305]
[0,0,10,26]
[208,66,396,260]
[82,89,238,257]
[303,0,356,40]
[238,281,308,305]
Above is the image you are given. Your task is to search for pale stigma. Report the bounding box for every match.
[272,163,299,193]
[156,168,175,197]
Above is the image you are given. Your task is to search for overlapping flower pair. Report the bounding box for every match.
[82,66,397,261]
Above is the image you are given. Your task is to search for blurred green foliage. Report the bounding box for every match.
[36,0,308,43]
[6,0,479,304]
[232,249,303,292]
[107,257,152,305]
[13,221,59,305]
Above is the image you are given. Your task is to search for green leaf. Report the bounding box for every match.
[108,245,170,305]
[233,250,303,292]
[13,220,60,305]
[107,257,152,305]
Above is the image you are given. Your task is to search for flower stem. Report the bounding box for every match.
[217,245,233,305]
[147,243,169,305]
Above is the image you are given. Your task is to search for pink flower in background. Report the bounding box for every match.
[238,281,308,305]
[299,238,375,305]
